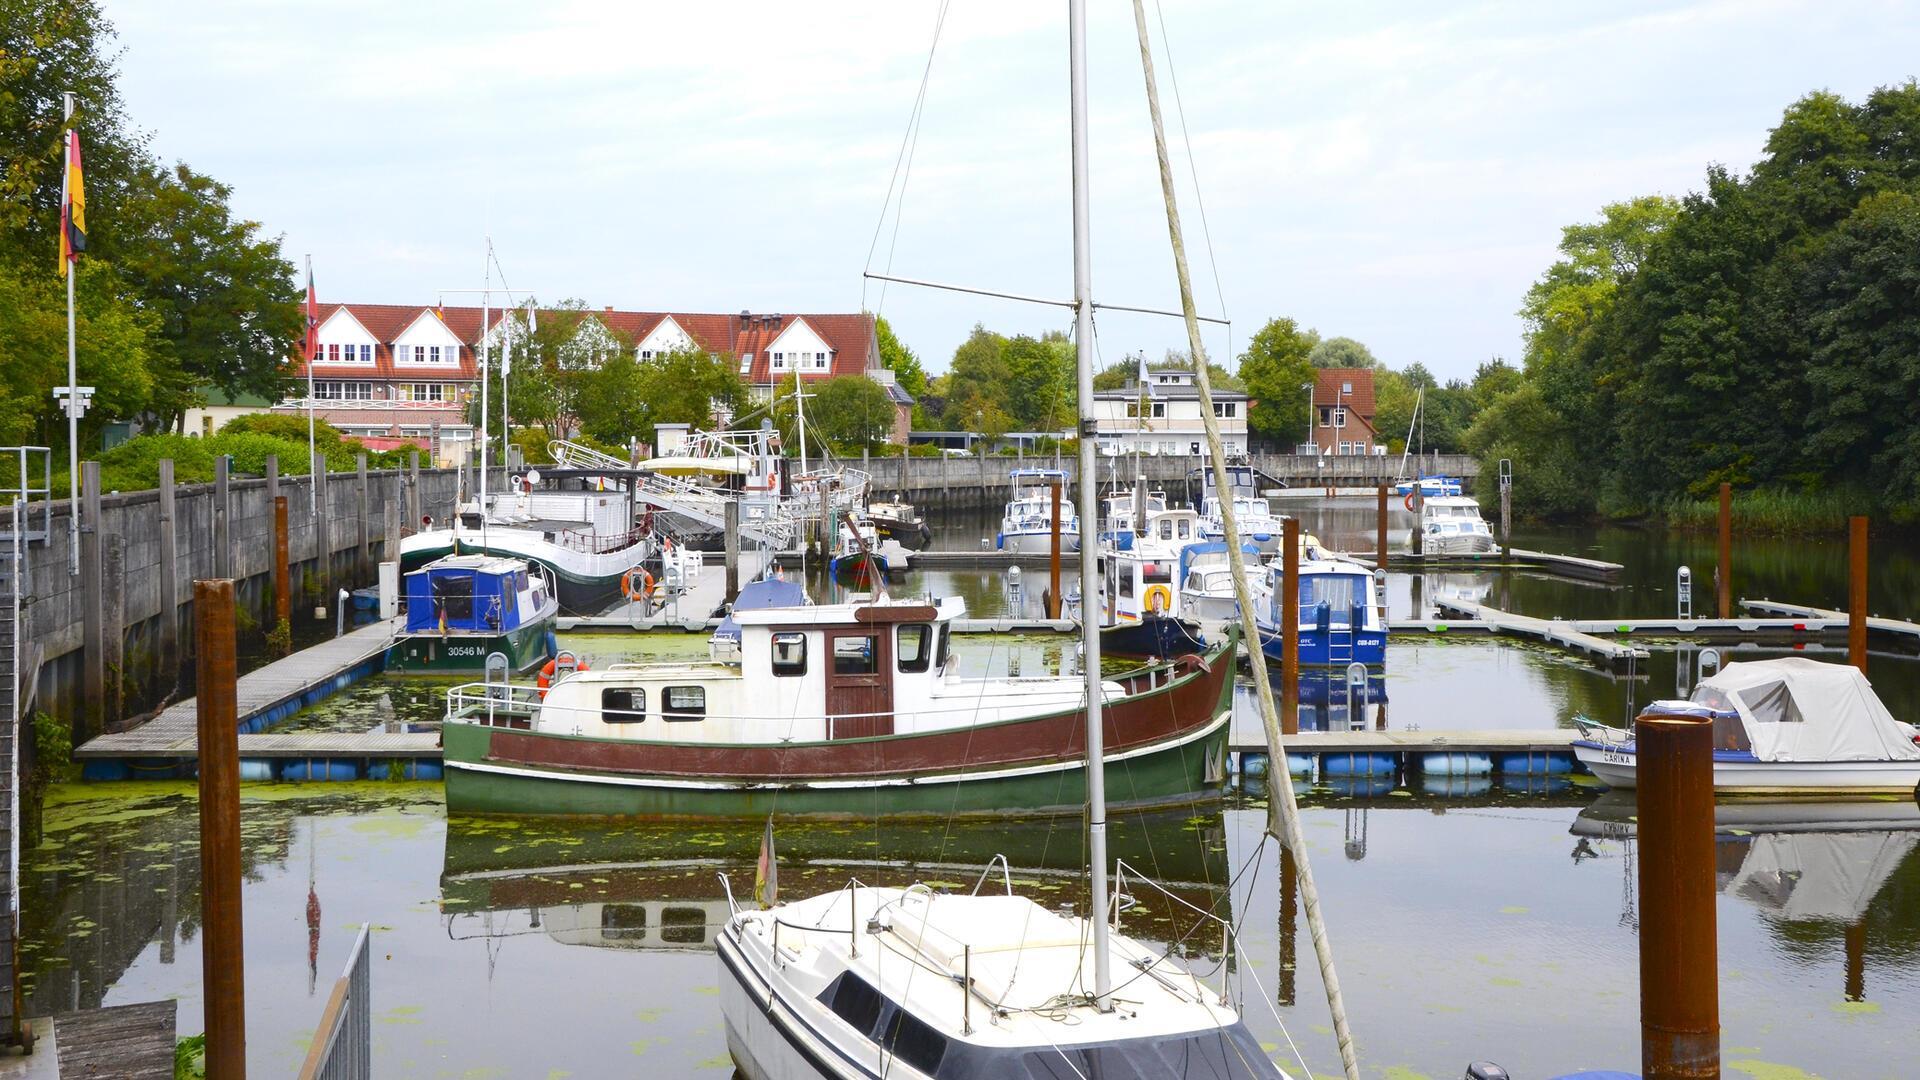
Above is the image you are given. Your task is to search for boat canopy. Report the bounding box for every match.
[712,577,810,643]
[404,555,533,633]
[1728,830,1919,922]
[1688,658,1920,763]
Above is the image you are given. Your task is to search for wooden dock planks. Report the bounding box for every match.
[75,616,401,760]
[1432,598,1648,665]
[1740,599,1920,641]
[53,1000,177,1079]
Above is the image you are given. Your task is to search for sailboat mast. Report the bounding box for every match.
[479,243,491,513]
[1067,0,1112,1011]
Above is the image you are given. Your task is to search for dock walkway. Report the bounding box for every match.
[1340,547,1623,582]
[75,616,408,761]
[1741,599,1920,643]
[1431,598,1648,667]
[1229,729,1575,756]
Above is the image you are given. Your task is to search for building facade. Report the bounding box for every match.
[1091,368,1250,457]
[1303,367,1383,456]
[280,304,902,459]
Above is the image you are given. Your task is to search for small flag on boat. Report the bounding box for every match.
[58,128,87,274]
[754,815,778,909]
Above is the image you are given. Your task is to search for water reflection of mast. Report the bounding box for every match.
[306,818,321,996]
[1845,921,1866,1002]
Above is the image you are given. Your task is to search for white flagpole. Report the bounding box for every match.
[63,92,79,575]
[479,241,490,513]
[306,254,316,520]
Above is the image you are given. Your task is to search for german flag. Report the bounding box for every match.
[58,129,86,274]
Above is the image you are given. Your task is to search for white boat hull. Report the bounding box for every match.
[1424,533,1495,555]
[999,529,1079,555]
[1574,741,1920,795]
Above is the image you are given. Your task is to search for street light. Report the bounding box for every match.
[1299,382,1313,455]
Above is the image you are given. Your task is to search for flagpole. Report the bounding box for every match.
[63,92,79,576]
[478,240,490,516]
[306,254,316,520]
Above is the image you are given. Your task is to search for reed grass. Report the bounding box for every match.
[1654,487,1867,536]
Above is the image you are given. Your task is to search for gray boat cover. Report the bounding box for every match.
[1691,657,1920,763]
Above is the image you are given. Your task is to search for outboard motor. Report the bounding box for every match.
[1464,1065,1510,1080]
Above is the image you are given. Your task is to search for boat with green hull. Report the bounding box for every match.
[386,555,558,675]
[441,594,1235,817]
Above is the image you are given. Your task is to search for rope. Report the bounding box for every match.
[1128,3,1360,1077]
[862,0,953,315]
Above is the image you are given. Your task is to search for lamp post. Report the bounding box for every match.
[1299,381,1314,455]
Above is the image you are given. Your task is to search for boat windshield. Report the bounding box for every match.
[1299,573,1365,613]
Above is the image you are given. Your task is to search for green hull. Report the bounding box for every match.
[386,615,554,675]
[442,719,1229,819]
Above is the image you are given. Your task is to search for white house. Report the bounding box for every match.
[1090,368,1250,457]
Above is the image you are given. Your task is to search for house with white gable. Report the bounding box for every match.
[1090,365,1250,458]
[278,303,908,455]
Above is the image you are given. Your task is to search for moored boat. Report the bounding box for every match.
[441,595,1235,817]
[385,555,557,674]
[1417,495,1495,554]
[1255,555,1388,667]
[995,467,1080,555]
[1571,657,1920,793]
[1098,507,1207,659]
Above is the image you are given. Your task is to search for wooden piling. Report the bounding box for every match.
[274,497,291,627]
[1281,518,1299,736]
[1499,480,1512,554]
[724,500,741,606]
[213,455,231,579]
[1636,710,1719,1080]
[193,579,248,1080]
[1728,480,1743,618]
[1410,485,1424,556]
[407,451,422,528]
[1374,484,1388,561]
[157,459,180,677]
[1849,516,1867,674]
[355,453,370,580]
[101,533,125,720]
[1133,476,1148,536]
[80,461,103,738]
[1048,480,1063,620]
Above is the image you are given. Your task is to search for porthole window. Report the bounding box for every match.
[602,687,645,723]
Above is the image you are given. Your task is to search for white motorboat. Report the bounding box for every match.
[1175,541,1269,624]
[1572,657,1920,794]
[995,468,1080,555]
[1417,496,1495,554]
[1097,508,1208,658]
[1198,493,1287,554]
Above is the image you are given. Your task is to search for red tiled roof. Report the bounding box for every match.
[1313,368,1377,417]
[290,303,876,387]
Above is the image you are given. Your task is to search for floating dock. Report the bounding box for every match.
[1339,547,1623,582]
[1431,598,1649,667]
[74,616,420,769]
[1229,728,1576,756]
[1740,599,1920,644]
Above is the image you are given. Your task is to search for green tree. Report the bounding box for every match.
[0,258,156,451]
[874,316,930,426]
[1236,316,1319,448]
[1002,333,1073,431]
[1307,336,1376,369]
[941,325,1011,430]
[1462,382,1589,519]
[806,375,898,453]
[576,344,743,447]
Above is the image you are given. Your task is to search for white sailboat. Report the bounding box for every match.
[715,4,1290,1076]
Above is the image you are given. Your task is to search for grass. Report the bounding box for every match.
[1652,487,1868,536]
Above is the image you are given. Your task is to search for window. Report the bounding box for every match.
[602,687,645,723]
[663,686,705,720]
[934,623,951,671]
[1213,401,1236,418]
[772,351,787,370]
[897,625,931,673]
[771,632,807,676]
[1126,401,1141,419]
[400,383,447,402]
[811,351,829,370]
[1150,402,1167,419]
[1144,562,1172,585]
[1318,406,1332,427]
[1120,570,1135,598]
[640,350,654,359]
[832,635,877,675]
[599,904,648,939]
[315,380,374,400]
[1177,518,1191,538]
[359,344,374,363]
[879,1007,948,1076]
[1333,407,1347,428]
[1189,442,1201,455]
[1342,380,1353,393]
[1158,519,1172,540]
[660,906,705,944]
[823,973,884,1038]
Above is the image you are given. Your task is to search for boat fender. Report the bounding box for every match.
[1144,583,1172,615]
[621,567,657,601]
[1172,652,1210,677]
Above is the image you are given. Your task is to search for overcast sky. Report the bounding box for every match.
[110,0,1916,382]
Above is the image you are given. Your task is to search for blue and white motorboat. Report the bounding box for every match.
[1572,657,1920,793]
[1255,555,1387,667]
[1419,495,1496,554]
[1393,475,1463,499]
[994,467,1080,555]
[1098,508,1207,659]
[1197,493,1288,554]
[386,555,559,674]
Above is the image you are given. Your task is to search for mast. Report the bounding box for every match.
[478,242,491,515]
[1067,0,1112,1011]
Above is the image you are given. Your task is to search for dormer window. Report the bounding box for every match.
[1342,381,1353,394]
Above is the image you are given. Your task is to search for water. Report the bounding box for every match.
[29,506,1920,1076]
[23,784,1918,1078]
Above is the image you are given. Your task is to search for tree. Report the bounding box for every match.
[874,316,930,427]
[0,258,156,450]
[1307,336,1376,369]
[114,162,301,427]
[1002,333,1073,431]
[1236,316,1318,447]
[576,344,743,447]
[807,375,898,453]
[942,325,1011,430]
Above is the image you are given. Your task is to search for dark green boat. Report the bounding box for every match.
[385,555,558,675]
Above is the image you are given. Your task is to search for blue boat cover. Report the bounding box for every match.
[404,556,531,633]
[713,577,808,642]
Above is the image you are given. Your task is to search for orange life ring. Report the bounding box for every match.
[537,652,586,699]
[622,567,657,600]
[1403,489,1417,512]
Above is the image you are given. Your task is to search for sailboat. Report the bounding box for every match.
[715,4,1290,1076]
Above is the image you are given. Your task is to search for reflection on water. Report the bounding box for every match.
[23,781,1920,1077]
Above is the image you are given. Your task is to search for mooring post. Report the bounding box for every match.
[1849,515,1867,674]
[1728,480,1743,618]
[1499,477,1512,555]
[723,499,741,607]
[101,533,125,720]
[1133,475,1147,536]
[407,450,422,528]
[213,454,231,579]
[157,458,180,677]
[1048,479,1063,619]
[356,453,370,580]
[1410,484,1424,556]
[194,578,248,1079]
[1281,517,1300,736]
[265,453,279,509]
[384,500,399,568]
[1637,709,1719,1080]
[1374,484,1388,564]
[274,496,291,628]
[80,461,103,738]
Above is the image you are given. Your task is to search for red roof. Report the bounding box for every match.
[290,304,876,386]
[1313,368,1377,418]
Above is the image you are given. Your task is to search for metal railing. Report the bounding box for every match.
[297,922,371,1080]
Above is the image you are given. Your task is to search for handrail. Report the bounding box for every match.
[970,854,1015,897]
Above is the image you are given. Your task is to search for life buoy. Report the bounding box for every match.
[622,567,657,600]
[1403,490,1417,512]
[537,651,586,699]
[1144,583,1173,615]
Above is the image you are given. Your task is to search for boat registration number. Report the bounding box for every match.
[443,643,488,657]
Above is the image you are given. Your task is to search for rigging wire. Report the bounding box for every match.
[862,0,954,316]
[1151,0,1231,362]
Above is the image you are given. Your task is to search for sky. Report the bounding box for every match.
[108,0,1919,382]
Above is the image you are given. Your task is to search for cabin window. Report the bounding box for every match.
[660,906,706,944]
[833,635,878,675]
[879,1006,948,1075]
[1144,563,1172,585]
[771,632,807,677]
[1119,570,1135,598]
[822,972,884,1038]
[935,624,951,671]
[431,575,474,621]
[897,625,931,673]
[1299,575,1363,613]
[600,904,648,939]
[663,686,705,720]
[602,688,645,724]
[1158,519,1173,540]
[1178,518,1191,538]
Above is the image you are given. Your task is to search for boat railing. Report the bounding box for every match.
[548,438,630,474]
[1113,859,1236,1006]
[970,854,1014,897]
[548,523,651,556]
[1572,715,1631,745]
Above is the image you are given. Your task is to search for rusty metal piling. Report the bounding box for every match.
[1636,710,1719,1080]
[1849,516,1868,673]
[195,579,248,1078]
[1281,518,1300,736]
[274,496,291,628]
[1716,483,1732,620]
